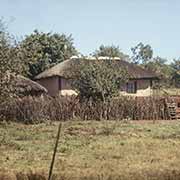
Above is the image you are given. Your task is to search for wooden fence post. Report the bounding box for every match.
[48,123,62,180]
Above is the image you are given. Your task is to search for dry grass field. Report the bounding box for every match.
[1,120,180,179]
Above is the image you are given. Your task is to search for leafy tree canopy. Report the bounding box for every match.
[0,19,24,103]
[131,42,153,64]
[145,56,175,87]
[171,59,180,87]
[71,59,129,102]
[171,59,180,72]
[93,45,129,60]
[20,30,78,79]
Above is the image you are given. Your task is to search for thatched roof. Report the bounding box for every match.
[35,58,158,80]
[14,75,47,96]
[35,59,75,80]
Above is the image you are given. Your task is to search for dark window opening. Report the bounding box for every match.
[126,81,137,94]
[150,80,153,88]
[59,77,61,90]
[178,103,180,108]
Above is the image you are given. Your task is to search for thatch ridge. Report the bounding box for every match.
[35,58,158,80]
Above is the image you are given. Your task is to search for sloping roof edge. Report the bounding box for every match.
[15,75,48,95]
[35,58,158,80]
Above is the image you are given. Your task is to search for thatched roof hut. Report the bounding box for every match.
[13,75,47,96]
[34,58,159,97]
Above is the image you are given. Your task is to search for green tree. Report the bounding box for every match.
[171,59,180,71]
[0,19,23,103]
[171,59,180,87]
[71,59,129,102]
[93,45,129,60]
[145,56,174,87]
[131,42,153,64]
[20,30,78,79]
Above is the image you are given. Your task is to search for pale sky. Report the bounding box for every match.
[1,0,180,61]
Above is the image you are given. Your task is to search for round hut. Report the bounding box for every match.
[14,75,47,97]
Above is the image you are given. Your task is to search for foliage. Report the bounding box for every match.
[93,44,129,60]
[71,59,129,101]
[131,42,153,64]
[145,56,175,87]
[171,59,180,71]
[0,19,24,104]
[19,30,78,78]
[131,42,179,88]
[171,59,180,87]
